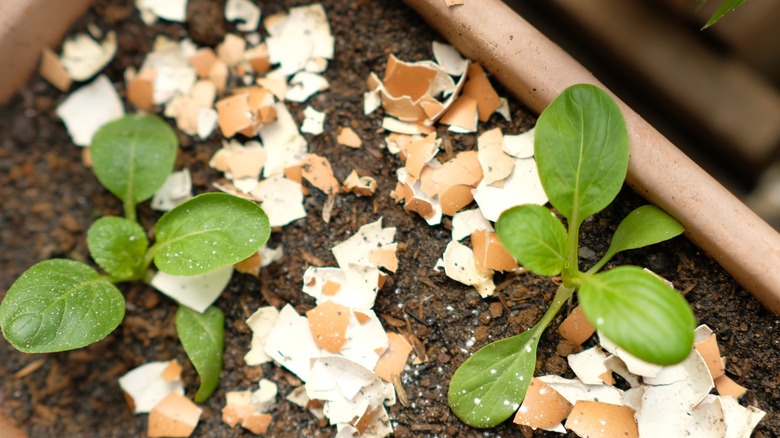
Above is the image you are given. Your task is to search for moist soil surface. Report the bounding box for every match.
[0,0,777,436]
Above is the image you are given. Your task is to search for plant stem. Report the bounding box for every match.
[535,283,576,335]
[124,198,137,223]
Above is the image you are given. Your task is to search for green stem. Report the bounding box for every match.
[587,249,615,275]
[563,217,581,287]
[124,198,137,223]
[535,283,576,335]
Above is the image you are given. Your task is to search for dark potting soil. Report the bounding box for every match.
[0,0,777,436]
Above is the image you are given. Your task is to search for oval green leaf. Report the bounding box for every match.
[448,326,540,428]
[603,205,684,263]
[152,193,270,276]
[90,114,177,206]
[535,84,629,227]
[87,216,149,281]
[176,305,224,403]
[0,259,125,353]
[578,266,695,365]
[496,205,568,276]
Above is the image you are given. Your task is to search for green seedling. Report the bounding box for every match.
[0,114,270,402]
[702,0,746,29]
[448,84,695,427]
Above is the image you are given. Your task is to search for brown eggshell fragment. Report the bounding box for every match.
[337,127,362,148]
[217,33,246,67]
[714,374,747,398]
[439,184,474,217]
[215,94,253,138]
[557,306,595,346]
[565,401,638,438]
[368,248,399,273]
[235,252,262,277]
[148,393,202,438]
[462,63,501,122]
[40,48,72,92]
[373,333,413,382]
[343,170,377,197]
[301,153,340,195]
[322,280,341,296]
[354,311,372,324]
[435,150,483,192]
[694,333,725,379]
[127,68,156,111]
[241,413,272,435]
[405,133,438,179]
[471,229,518,272]
[190,48,217,78]
[383,55,437,102]
[439,95,478,132]
[404,197,435,219]
[306,301,351,353]
[513,378,572,429]
[161,360,183,382]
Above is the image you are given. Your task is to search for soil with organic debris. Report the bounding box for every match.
[0,0,777,436]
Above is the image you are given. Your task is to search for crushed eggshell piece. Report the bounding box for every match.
[136,0,188,24]
[332,219,397,269]
[342,170,377,197]
[714,374,747,398]
[259,102,308,177]
[118,360,185,414]
[225,0,261,32]
[210,139,267,183]
[513,378,571,430]
[557,306,595,346]
[217,33,247,67]
[301,153,340,195]
[567,346,614,385]
[148,393,202,438]
[439,95,478,133]
[503,128,535,159]
[150,266,234,313]
[60,31,117,81]
[461,63,501,122]
[245,306,280,365]
[477,128,515,186]
[161,360,183,382]
[264,304,323,382]
[251,174,306,227]
[694,324,725,380]
[432,41,468,76]
[307,301,351,353]
[337,127,362,148]
[265,4,334,76]
[451,208,493,241]
[436,240,495,297]
[151,169,192,211]
[286,72,330,102]
[126,67,156,111]
[537,375,623,406]
[40,48,72,91]
[471,229,518,272]
[56,75,125,146]
[472,156,548,221]
[564,400,638,438]
[720,394,766,436]
[373,333,413,382]
[301,106,326,135]
[405,133,439,179]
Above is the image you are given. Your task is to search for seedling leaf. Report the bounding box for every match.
[0,259,124,353]
[702,0,746,29]
[496,205,568,276]
[534,84,629,227]
[152,193,270,276]
[448,326,540,428]
[90,114,177,208]
[600,205,684,267]
[579,266,695,365]
[176,305,224,402]
[87,216,149,280]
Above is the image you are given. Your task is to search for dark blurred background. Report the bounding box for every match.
[505,0,780,229]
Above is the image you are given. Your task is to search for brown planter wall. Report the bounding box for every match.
[2,0,778,314]
[403,0,780,314]
[0,0,92,104]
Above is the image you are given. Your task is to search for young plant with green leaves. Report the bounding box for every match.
[448,84,695,427]
[0,115,270,402]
